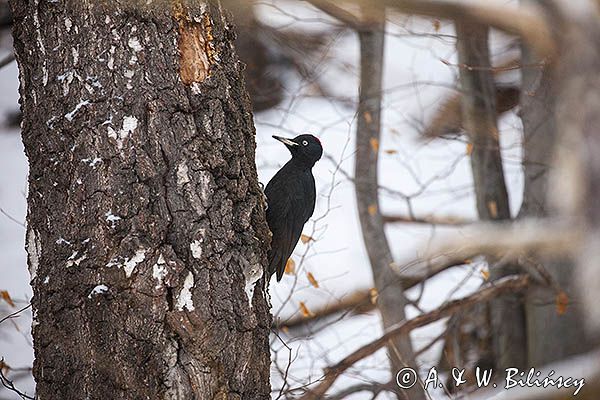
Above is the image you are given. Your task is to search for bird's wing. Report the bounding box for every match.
[265,173,309,281]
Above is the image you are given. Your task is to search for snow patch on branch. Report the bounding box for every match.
[176,272,195,311]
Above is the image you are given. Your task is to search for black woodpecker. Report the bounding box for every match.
[265,134,323,281]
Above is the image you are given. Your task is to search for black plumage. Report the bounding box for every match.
[265,134,323,281]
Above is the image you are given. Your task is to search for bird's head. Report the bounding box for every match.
[273,134,323,167]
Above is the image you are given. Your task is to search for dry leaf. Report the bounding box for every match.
[284,258,296,275]
[432,19,441,32]
[364,111,372,124]
[368,204,378,216]
[466,142,473,155]
[481,269,490,281]
[307,272,319,288]
[299,301,315,318]
[0,290,15,307]
[300,234,313,244]
[556,291,569,315]
[384,149,398,155]
[369,288,378,305]
[369,137,379,152]
[487,201,498,218]
[280,326,290,334]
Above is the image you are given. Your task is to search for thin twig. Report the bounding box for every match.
[0,304,32,325]
[0,359,35,400]
[0,53,15,70]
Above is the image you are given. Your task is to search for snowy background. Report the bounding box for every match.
[0,1,524,399]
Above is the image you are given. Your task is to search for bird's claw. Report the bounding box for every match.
[258,181,268,210]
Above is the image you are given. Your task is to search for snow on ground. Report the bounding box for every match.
[0,2,524,399]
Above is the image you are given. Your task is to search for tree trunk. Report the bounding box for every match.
[354,9,424,400]
[518,20,590,365]
[456,22,527,369]
[11,1,271,399]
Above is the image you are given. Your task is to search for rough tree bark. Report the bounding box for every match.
[11,1,271,399]
[518,5,590,365]
[354,8,424,400]
[456,22,527,369]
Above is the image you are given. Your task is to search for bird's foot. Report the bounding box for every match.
[258,182,268,210]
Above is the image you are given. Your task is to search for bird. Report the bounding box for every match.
[265,134,323,281]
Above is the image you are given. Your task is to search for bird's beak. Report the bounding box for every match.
[272,135,298,147]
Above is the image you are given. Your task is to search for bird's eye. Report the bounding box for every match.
[302,140,308,146]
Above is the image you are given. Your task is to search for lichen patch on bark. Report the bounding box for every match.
[174,1,214,85]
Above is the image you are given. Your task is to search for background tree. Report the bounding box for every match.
[10,0,271,398]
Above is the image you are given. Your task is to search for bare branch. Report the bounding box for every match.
[0,359,35,400]
[347,0,555,58]
[0,53,14,70]
[298,275,530,400]
[304,0,362,30]
[276,290,374,329]
[383,214,473,225]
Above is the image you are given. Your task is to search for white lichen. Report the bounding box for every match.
[88,284,109,298]
[66,250,87,267]
[56,237,71,245]
[176,272,195,311]
[190,240,203,259]
[107,46,116,70]
[108,116,138,149]
[26,228,41,280]
[191,82,202,95]
[72,47,79,65]
[128,37,143,52]
[176,162,190,186]
[152,254,168,289]
[33,0,48,86]
[81,157,102,168]
[105,210,121,227]
[64,18,72,32]
[107,249,147,278]
[57,71,76,96]
[243,263,263,306]
[65,100,90,121]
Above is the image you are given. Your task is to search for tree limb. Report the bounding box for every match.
[347,0,555,58]
[298,275,530,400]
[304,0,362,30]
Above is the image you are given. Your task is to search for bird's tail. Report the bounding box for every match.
[268,249,286,282]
